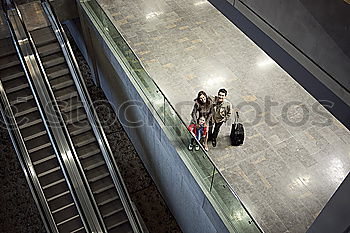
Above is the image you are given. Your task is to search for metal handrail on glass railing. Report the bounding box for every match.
[81,0,264,232]
[41,1,144,232]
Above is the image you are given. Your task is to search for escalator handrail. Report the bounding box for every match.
[42,1,144,232]
[7,4,104,232]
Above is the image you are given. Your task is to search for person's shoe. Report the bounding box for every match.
[195,145,200,151]
[204,145,209,151]
[212,139,217,147]
[188,144,193,151]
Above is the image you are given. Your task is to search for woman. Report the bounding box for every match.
[190,91,213,151]
[191,91,214,124]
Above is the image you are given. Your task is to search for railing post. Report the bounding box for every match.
[210,166,216,192]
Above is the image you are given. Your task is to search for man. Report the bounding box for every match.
[209,88,232,147]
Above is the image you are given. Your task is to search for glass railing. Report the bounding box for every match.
[81,0,263,232]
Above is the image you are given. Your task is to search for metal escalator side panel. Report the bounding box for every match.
[0,81,56,233]
[6,7,103,233]
[42,2,144,232]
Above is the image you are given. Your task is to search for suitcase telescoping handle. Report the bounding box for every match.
[234,111,239,124]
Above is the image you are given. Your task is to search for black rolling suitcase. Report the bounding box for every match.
[230,112,244,146]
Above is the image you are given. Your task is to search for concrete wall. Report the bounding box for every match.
[67,7,230,232]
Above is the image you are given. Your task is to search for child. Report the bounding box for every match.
[187,116,208,151]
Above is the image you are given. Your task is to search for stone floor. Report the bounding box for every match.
[95,0,350,232]
[0,25,181,233]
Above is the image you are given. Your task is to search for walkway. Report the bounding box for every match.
[96,0,350,232]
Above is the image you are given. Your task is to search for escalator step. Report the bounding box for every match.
[70,226,85,233]
[47,68,70,80]
[99,198,124,218]
[60,97,83,113]
[95,188,119,206]
[48,191,73,211]
[65,108,87,125]
[5,83,29,94]
[37,166,60,178]
[0,38,16,58]
[0,58,20,70]
[28,142,51,154]
[56,214,80,227]
[88,171,109,183]
[84,160,105,171]
[93,184,114,195]
[18,118,42,129]
[72,131,95,148]
[1,71,25,82]
[47,190,70,202]
[57,215,84,233]
[15,106,38,117]
[51,202,75,214]
[23,129,46,141]
[31,27,57,47]
[42,53,65,68]
[10,94,34,105]
[78,147,100,160]
[7,87,33,105]
[32,154,56,166]
[38,167,64,190]
[68,124,91,136]
[105,212,129,231]
[42,178,65,190]
[37,43,61,57]
[54,85,78,101]
[52,78,74,91]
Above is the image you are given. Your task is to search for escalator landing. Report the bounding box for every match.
[17,1,50,31]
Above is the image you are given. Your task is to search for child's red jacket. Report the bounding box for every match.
[187,124,208,138]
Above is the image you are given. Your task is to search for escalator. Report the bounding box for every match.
[29,1,140,230]
[0,1,144,232]
[0,15,87,233]
[31,25,134,233]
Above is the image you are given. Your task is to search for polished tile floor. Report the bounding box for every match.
[97,0,350,232]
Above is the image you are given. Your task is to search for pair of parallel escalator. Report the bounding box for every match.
[0,1,142,232]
